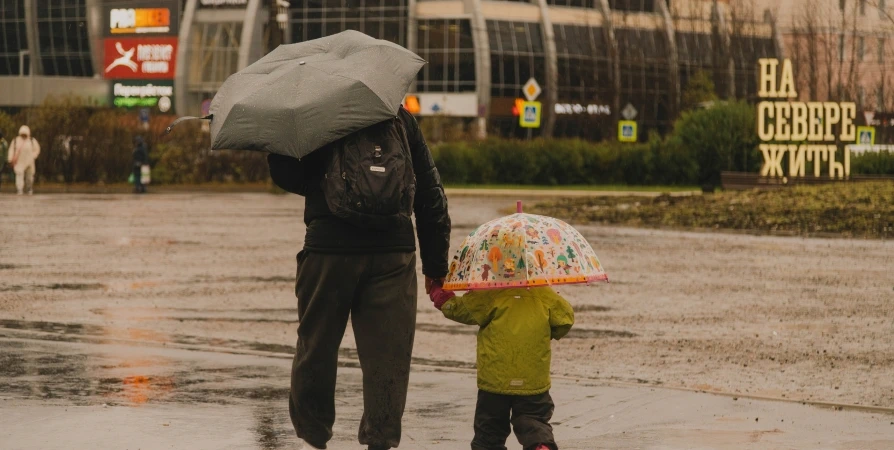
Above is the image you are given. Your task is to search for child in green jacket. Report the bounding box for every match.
[430,284,574,450]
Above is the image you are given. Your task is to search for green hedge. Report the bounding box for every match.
[432,100,894,187]
[431,137,699,186]
[851,151,894,176]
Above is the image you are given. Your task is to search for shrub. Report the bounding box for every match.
[672,100,760,188]
[431,138,697,186]
[851,150,894,175]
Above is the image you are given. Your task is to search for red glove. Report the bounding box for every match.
[429,285,455,310]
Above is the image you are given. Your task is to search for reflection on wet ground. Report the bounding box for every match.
[0,283,106,292]
[0,333,302,449]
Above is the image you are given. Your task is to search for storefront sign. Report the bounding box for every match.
[403,93,477,117]
[111,80,174,113]
[104,37,178,79]
[554,103,611,115]
[104,1,179,36]
[757,58,853,178]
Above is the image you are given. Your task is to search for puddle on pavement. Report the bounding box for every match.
[173,317,296,325]
[190,275,294,284]
[575,305,613,312]
[566,328,637,339]
[0,283,106,292]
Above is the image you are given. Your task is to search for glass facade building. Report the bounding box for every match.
[3,0,781,141]
[0,0,28,75]
[36,0,93,77]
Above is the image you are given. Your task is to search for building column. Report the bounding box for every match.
[536,0,558,138]
[467,0,491,139]
[407,0,418,92]
[595,0,620,137]
[712,0,735,99]
[24,0,41,75]
[657,0,680,118]
[764,9,786,60]
[238,0,265,70]
[175,0,199,116]
[85,0,103,78]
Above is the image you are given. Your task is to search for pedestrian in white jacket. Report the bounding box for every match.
[8,125,40,195]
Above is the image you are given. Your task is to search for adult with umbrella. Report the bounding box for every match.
[170,31,451,450]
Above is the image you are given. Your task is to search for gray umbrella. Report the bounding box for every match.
[205,30,424,159]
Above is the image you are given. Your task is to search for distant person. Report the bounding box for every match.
[0,131,8,192]
[428,284,574,450]
[7,125,40,195]
[267,106,451,450]
[132,136,148,194]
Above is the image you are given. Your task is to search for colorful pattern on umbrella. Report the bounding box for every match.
[443,212,608,291]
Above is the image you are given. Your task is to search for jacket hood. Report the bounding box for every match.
[18,125,30,138]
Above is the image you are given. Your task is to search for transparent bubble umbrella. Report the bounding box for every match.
[443,202,608,291]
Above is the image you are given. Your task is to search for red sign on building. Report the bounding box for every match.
[103,37,178,79]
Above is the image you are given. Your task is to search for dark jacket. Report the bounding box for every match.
[132,138,148,167]
[268,107,451,278]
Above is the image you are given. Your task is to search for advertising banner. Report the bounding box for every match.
[104,0,180,36]
[111,80,174,113]
[104,37,178,80]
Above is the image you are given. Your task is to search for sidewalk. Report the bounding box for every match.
[1,332,891,450]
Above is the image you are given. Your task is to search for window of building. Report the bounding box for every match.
[291,0,408,47]
[858,36,864,61]
[609,0,656,12]
[729,31,778,101]
[881,0,887,19]
[415,19,475,93]
[547,0,597,7]
[877,85,885,111]
[839,35,845,61]
[860,0,866,15]
[552,24,613,140]
[840,0,847,11]
[880,37,886,62]
[487,20,547,98]
[858,86,865,105]
[675,30,715,99]
[615,26,673,134]
[0,0,28,75]
[188,22,243,89]
[35,0,93,77]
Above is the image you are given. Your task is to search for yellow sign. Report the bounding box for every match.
[519,101,541,128]
[618,120,637,142]
[856,126,875,145]
[757,58,852,178]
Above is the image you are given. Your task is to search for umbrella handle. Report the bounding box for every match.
[163,114,213,135]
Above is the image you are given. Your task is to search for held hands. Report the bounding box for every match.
[427,280,455,310]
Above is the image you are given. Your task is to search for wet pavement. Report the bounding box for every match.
[2,323,894,450]
[2,192,894,449]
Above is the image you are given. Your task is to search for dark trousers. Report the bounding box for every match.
[289,251,417,449]
[133,166,145,193]
[472,390,558,450]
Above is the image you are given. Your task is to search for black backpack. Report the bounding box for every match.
[321,117,416,230]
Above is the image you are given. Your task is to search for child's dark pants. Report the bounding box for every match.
[472,390,558,450]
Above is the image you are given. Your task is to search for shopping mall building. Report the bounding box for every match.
[0,0,782,140]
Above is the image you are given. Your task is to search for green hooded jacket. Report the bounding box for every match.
[440,287,574,396]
